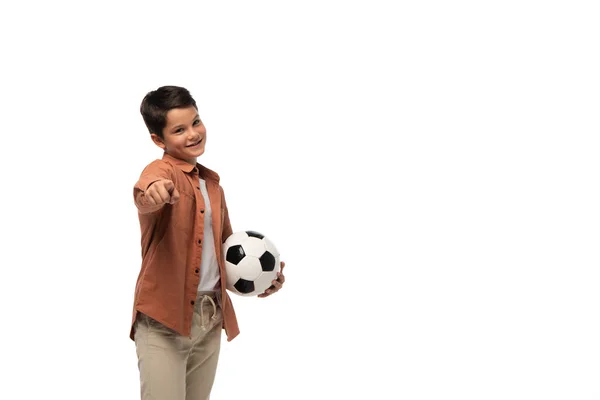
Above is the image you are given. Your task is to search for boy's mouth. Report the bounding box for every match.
[187,138,203,147]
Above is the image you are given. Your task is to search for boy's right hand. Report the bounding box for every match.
[145,179,180,206]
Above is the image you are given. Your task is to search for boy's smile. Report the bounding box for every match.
[187,137,203,148]
[151,106,207,165]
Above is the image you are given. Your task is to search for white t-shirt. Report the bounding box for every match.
[197,178,220,292]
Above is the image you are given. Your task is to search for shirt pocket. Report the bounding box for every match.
[177,179,196,200]
[167,187,197,235]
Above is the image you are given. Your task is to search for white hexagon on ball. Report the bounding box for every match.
[240,236,267,258]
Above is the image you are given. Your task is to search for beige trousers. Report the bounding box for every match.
[134,292,223,400]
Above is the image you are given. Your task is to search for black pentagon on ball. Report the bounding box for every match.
[246,230,265,239]
[259,251,276,272]
[226,245,245,265]
[234,278,255,294]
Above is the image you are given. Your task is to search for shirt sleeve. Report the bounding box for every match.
[133,160,174,215]
[221,186,233,242]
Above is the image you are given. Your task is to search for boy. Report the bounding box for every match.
[129,85,286,400]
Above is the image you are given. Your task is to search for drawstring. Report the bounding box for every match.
[199,294,217,331]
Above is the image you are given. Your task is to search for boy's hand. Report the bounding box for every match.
[145,179,180,206]
[258,261,286,298]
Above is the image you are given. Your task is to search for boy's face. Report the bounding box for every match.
[151,106,206,165]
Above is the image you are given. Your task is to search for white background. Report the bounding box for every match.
[1,1,599,399]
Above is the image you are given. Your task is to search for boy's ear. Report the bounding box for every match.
[150,133,166,150]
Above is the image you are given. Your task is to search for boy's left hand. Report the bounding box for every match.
[258,261,286,298]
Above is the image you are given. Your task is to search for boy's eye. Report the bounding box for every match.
[175,128,184,134]
[193,119,201,126]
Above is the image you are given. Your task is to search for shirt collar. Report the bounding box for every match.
[161,152,220,183]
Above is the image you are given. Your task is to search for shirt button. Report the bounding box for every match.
[195,268,199,273]
[191,300,195,305]
[196,186,200,190]
[198,239,202,244]
[200,209,204,213]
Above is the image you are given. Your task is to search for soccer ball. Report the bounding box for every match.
[223,230,281,297]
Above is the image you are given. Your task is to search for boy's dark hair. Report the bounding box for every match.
[140,86,197,139]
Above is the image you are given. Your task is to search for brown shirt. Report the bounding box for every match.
[129,152,240,341]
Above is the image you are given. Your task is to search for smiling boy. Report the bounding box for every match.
[129,86,285,400]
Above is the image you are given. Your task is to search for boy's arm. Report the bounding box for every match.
[221,186,233,241]
[133,161,175,215]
